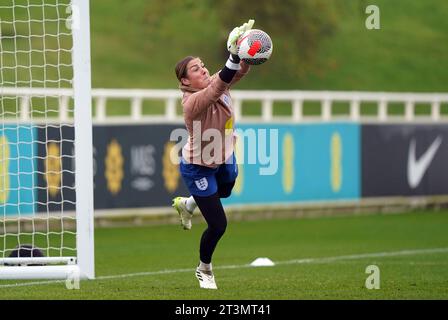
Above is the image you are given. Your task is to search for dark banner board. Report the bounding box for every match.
[93,124,189,209]
[36,125,76,212]
[362,124,448,197]
[36,124,189,211]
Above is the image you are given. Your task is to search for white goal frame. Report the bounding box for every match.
[0,0,94,280]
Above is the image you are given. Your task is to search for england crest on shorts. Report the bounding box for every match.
[195,177,208,191]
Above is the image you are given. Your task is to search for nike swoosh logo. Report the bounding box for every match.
[407,136,442,189]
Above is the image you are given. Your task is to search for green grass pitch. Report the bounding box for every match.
[1,210,447,299]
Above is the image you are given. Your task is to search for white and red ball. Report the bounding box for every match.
[237,29,273,65]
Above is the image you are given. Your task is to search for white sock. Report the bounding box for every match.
[185,196,197,212]
[199,261,212,272]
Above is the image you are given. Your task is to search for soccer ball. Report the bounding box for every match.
[237,29,273,65]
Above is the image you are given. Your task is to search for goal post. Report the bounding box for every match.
[72,0,95,281]
[0,0,94,280]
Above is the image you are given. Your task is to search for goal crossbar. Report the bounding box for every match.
[0,265,80,280]
[0,257,76,266]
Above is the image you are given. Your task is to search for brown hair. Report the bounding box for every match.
[175,56,196,83]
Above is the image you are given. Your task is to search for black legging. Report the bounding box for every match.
[193,181,235,264]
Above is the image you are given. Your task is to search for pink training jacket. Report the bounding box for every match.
[180,63,250,168]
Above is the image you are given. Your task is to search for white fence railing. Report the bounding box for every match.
[1,87,448,123]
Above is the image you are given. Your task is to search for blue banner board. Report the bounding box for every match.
[224,123,360,205]
[0,125,36,215]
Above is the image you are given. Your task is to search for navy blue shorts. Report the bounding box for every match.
[180,154,238,197]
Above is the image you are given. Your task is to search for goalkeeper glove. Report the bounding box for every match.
[227,19,255,55]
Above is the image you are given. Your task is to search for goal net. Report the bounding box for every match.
[0,0,94,280]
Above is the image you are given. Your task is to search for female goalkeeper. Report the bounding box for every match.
[172,20,254,289]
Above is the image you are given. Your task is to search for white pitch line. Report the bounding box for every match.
[1,247,447,289]
[275,247,448,266]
